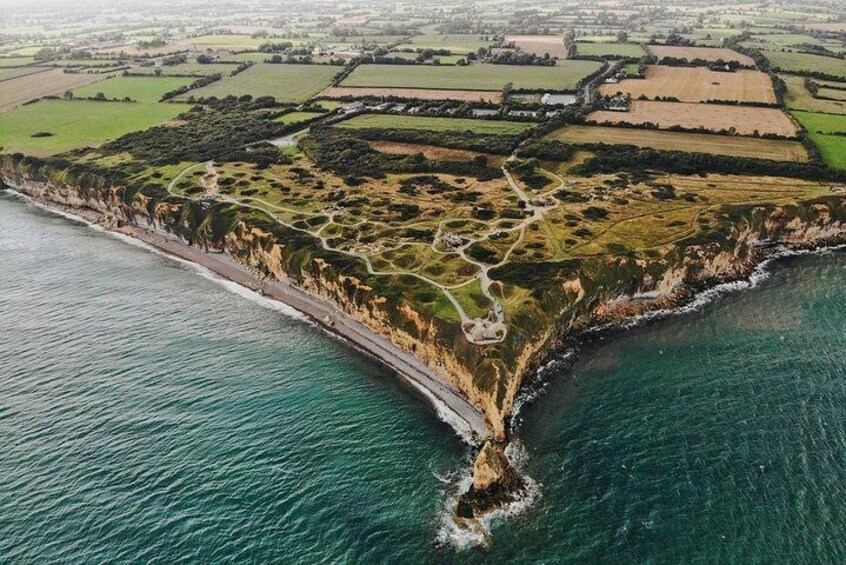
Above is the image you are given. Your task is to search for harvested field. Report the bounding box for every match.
[545,125,809,161]
[506,35,571,59]
[646,45,755,66]
[0,66,50,82]
[319,86,501,103]
[370,140,505,165]
[599,65,777,104]
[341,61,602,92]
[0,68,111,111]
[338,114,532,135]
[588,100,799,137]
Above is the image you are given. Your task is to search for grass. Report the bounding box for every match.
[0,99,184,156]
[791,110,846,169]
[765,51,846,78]
[0,69,112,112]
[0,57,36,67]
[337,114,532,134]
[400,34,492,54]
[546,125,809,162]
[780,75,846,114]
[180,63,338,103]
[274,111,324,125]
[575,42,646,58]
[341,61,602,92]
[126,63,239,76]
[72,76,195,103]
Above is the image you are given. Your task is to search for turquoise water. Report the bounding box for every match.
[2,191,846,562]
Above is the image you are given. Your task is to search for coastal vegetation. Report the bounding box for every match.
[3,0,846,540]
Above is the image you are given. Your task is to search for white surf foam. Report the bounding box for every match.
[436,439,541,549]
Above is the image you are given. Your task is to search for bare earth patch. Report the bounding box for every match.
[588,100,799,137]
[319,86,501,103]
[600,65,776,104]
[646,45,755,66]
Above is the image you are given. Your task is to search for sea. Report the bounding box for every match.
[2,190,845,563]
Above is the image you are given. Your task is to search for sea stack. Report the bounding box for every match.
[456,441,525,519]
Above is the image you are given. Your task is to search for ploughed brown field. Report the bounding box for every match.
[588,100,799,137]
[646,45,755,66]
[319,86,502,103]
[600,65,777,104]
[369,140,506,166]
[505,35,570,59]
[0,68,111,111]
[545,125,809,162]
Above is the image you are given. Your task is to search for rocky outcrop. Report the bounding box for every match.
[456,441,524,519]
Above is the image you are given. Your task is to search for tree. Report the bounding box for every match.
[196,53,213,64]
[93,92,106,101]
[616,31,629,43]
[502,81,513,99]
[63,90,74,100]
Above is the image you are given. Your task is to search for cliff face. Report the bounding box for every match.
[4,162,846,452]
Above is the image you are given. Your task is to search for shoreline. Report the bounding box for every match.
[1,187,490,444]
[511,240,846,429]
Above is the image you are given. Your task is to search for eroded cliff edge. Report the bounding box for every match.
[3,155,846,523]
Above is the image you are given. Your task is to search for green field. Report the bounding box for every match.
[72,76,195,103]
[780,75,846,114]
[0,99,185,156]
[400,34,492,54]
[765,51,846,78]
[342,61,602,92]
[574,42,646,58]
[337,113,532,134]
[274,111,324,125]
[0,57,36,67]
[187,34,266,48]
[129,63,240,76]
[181,63,338,103]
[792,110,846,169]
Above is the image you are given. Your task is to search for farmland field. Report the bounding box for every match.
[780,75,846,114]
[0,68,112,111]
[588,100,799,137]
[320,86,501,102]
[341,61,602,92]
[126,63,239,76]
[791,110,846,169]
[337,114,532,134]
[574,42,646,58]
[599,65,777,103]
[179,64,338,103]
[274,111,324,125]
[72,76,195,103]
[0,57,36,67]
[401,34,492,54]
[764,51,846,79]
[506,35,571,59]
[545,125,809,161]
[818,88,846,102]
[0,99,184,155]
[0,67,50,82]
[646,45,755,66]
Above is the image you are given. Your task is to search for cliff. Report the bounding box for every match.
[4,156,846,523]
